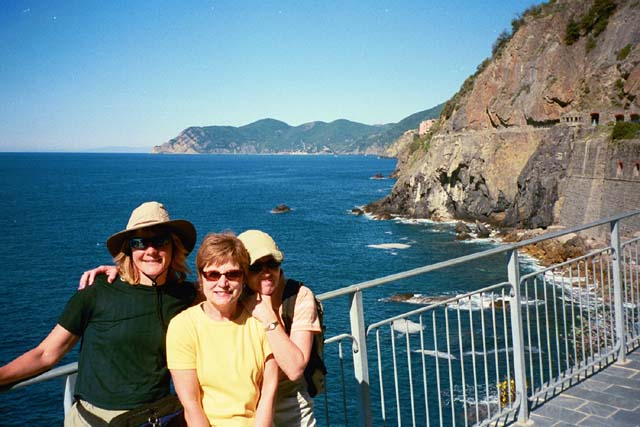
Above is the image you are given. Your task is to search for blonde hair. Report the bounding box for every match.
[196,233,250,281]
[114,232,191,285]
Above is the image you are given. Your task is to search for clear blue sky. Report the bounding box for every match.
[1,0,539,151]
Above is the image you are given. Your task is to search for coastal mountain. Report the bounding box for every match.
[367,0,640,237]
[152,105,443,155]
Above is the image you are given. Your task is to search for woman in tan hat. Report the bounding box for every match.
[0,201,197,426]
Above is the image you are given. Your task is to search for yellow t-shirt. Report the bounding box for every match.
[166,304,272,427]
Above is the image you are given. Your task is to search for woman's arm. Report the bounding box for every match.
[243,293,311,381]
[170,369,210,427]
[254,355,278,427]
[268,325,314,381]
[0,324,79,386]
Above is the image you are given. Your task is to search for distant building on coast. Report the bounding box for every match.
[419,119,437,135]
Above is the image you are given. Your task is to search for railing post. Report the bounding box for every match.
[350,290,372,427]
[610,219,627,363]
[508,249,530,424]
[63,373,77,415]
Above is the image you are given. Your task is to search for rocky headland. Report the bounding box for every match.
[152,105,443,156]
[366,0,640,259]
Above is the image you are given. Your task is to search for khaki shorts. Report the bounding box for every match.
[274,388,316,427]
[65,400,128,427]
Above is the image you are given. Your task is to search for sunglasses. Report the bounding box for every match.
[129,235,171,250]
[201,269,244,282]
[248,259,281,273]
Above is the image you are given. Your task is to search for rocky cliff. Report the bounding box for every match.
[368,0,640,236]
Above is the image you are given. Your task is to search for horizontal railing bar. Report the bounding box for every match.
[622,235,640,246]
[475,393,522,427]
[318,210,640,302]
[1,362,78,392]
[367,282,512,332]
[317,246,514,301]
[324,333,360,357]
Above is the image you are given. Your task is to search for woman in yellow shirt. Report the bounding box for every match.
[166,233,279,427]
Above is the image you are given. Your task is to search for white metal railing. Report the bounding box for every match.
[316,210,640,426]
[3,210,639,427]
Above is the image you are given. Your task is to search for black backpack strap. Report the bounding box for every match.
[75,401,110,427]
[281,279,303,334]
[282,278,303,300]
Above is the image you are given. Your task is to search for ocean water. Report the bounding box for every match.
[0,153,507,425]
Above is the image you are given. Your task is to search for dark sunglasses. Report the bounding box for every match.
[129,235,171,250]
[201,269,244,282]
[248,259,281,273]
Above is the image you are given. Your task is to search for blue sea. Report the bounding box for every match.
[0,153,507,425]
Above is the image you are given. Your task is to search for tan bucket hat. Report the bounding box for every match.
[106,201,196,256]
[237,230,284,264]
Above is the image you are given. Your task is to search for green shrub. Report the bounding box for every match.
[580,0,617,36]
[409,131,435,155]
[492,30,512,57]
[612,122,640,140]
[586,36,597,52]
[565,19,581,45]
[617,44,632,61]
[615,79,625,99]
[564,0,617,45]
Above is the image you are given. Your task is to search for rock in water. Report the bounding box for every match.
[475,221,491,238]
[272,204,291,214]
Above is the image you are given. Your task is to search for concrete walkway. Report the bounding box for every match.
[527,351,640,427]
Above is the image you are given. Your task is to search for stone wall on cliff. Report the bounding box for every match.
[368,0,640,233]
[556,131,640,238]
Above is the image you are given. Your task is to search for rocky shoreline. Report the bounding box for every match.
[361,202,602,269]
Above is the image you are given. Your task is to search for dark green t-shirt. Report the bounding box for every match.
[58,275,196,409]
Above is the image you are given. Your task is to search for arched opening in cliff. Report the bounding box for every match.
[590,113,599,125]
[615,114,625,122]
[631,113,639,123]
[617,161,624,178]
[634,162,640,178]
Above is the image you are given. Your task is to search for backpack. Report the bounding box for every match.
[281,278,327,397]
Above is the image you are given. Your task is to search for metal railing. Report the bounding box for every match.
[3,210,639,427]
[315,210,639,426]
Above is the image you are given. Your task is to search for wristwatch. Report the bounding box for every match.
[264,321,279,331]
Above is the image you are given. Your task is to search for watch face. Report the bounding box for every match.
[266,321,278,331]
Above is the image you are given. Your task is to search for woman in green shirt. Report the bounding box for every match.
[0,201,196,426]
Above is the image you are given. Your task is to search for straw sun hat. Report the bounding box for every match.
[106,201,196,257]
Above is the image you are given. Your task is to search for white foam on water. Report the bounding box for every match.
[392,318,424,334]
[414,349,458,360]
[367,243,411,250]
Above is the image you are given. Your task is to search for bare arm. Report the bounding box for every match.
[0,324,79,386]
[78,265,118,289]
[243,293,310,381]
[254,355,278,427]
[170,369,210,427]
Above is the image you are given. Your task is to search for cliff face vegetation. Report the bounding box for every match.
[368,0,640,234]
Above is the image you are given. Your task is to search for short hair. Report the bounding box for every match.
[113,233,191,285]
[196,233,250,280]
